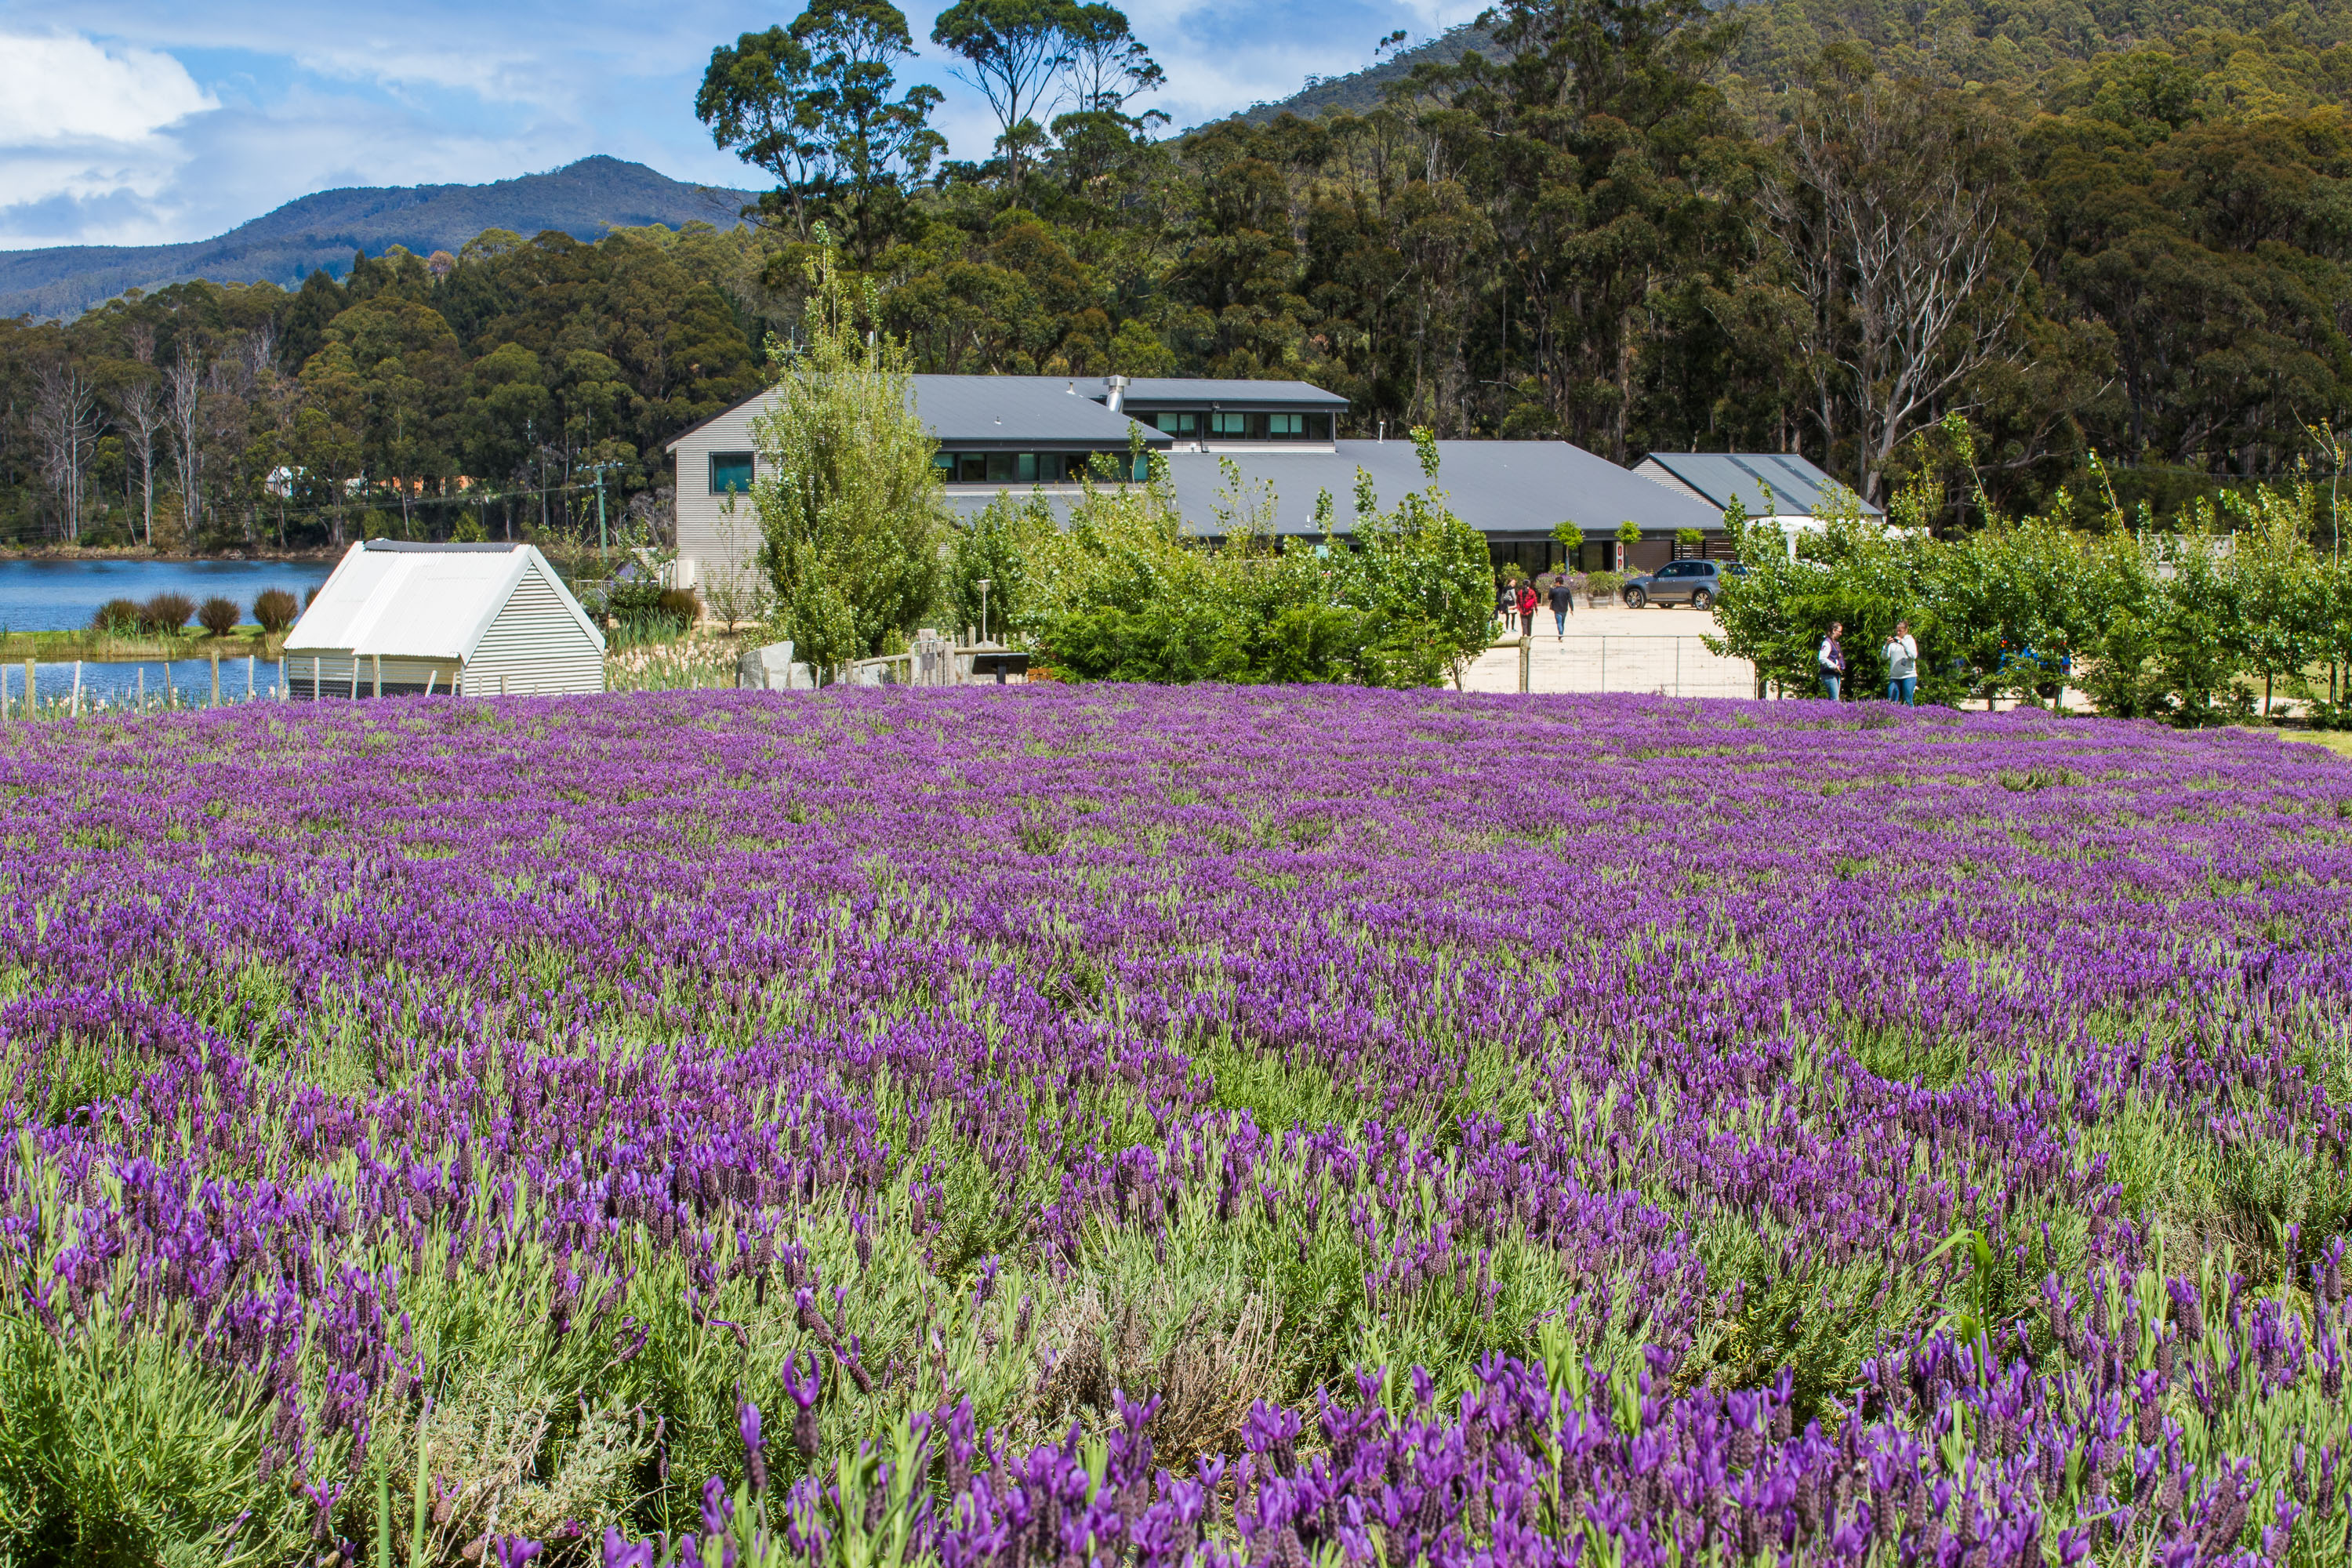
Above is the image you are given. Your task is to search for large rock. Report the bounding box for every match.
[738,641,808,690]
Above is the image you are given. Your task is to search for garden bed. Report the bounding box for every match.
[1,689,2347,1564]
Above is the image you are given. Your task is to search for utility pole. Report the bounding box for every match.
[585,459,624,552]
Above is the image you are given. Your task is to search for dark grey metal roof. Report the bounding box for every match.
[1638,452,1882,517]
[942,439,1722,536]
[1091,377,1349,410]
[913,376,1171,447]
[667,375,1345,452]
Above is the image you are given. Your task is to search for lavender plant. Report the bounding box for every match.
[0,688,2347,1565]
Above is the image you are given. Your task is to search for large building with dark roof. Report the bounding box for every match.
[666,375,1725,599]
[1633,452,1882,524]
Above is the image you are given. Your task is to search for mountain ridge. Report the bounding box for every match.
[0,157,757,322]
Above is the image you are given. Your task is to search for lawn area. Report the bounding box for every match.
[2284,727,2352,759]
[1,689,2347,1565]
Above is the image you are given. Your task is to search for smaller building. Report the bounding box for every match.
[282,540,606,699]
[1632,452,1882,531]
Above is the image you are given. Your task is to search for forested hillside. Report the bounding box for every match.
[8,0,2352,550]
[0,158,756,325]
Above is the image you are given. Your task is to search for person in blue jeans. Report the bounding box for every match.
[1817,622,1846,700]
[1548,576,1573,637]
[1883,619,1919,704]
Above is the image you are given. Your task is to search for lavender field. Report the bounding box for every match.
[2,688,2348,1567]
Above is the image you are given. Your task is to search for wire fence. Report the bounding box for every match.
[1467,634,1760,699]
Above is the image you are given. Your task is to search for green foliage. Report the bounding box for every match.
[1550,519,1584,554]
[89,598,141,634]
[1711,431,2352,720]
[751,238,947,676]
[1012,432,1490,688]
[698,2,947,265]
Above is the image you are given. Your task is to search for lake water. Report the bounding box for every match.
[0,558,333,633]
[2,655,289,710]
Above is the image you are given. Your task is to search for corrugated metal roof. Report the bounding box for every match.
[942,440,1723,536]
[913,376,1177,445]
[1636,452,1883,517]
[665,376,1348,451]
[283,541,605,661]
[1086,377,1349,409]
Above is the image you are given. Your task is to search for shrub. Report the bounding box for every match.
[142,593,194,633]
[196,597,241,637]
[1584,570,1623,603]
[656,587,702,623]
[252,588,299,633]
[90,598,142,634]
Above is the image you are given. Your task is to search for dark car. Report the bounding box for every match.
[1621,558,1742,610]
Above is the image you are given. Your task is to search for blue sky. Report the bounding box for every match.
[0,0,1479,250]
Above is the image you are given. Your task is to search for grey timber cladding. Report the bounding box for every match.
[465,564,605,695]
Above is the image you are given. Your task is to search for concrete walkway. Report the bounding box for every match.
[1460,604,1759,697]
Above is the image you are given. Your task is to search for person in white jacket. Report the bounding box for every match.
[1883,620,1919,705]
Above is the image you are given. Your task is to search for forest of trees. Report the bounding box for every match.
[6,0,2352,549]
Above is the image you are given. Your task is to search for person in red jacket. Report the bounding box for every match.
[1515,580,1539,636]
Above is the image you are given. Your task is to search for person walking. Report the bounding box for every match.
[1516,580,1539,637]
[1548,574,1573,638]
[1883,619,1919,705]
[1817,622,1846,701]
[1496,579,1517,639]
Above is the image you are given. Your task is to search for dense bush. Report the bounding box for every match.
[140,593,194,633]
[89,597,142,633]
[1708,434,2352,720]
[251,587,299,633]
[195,596,241,637]
[656,586,702,623]
[1006,431,1491,688]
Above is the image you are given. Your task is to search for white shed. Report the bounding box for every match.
[281,540,606,699]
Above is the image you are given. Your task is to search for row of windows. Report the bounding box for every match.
[711,450,1149,493]
[932,452,1150,484]
[1142,411,1330,441]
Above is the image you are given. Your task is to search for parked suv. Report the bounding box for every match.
[1621,559,1741,610]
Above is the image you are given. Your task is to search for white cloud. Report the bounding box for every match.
[0,29,214,143]
[0,30,216,245]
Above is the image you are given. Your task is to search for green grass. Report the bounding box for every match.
[0,627,285,662]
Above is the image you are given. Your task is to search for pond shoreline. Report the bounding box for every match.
[0,545,341,564]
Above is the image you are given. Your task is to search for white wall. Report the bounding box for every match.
[670,393,777,618]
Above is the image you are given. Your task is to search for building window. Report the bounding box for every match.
[1150,411,1199,436]
[1269,413,1304,437]
[1210,412,1253,438]
[710,452,754,494]
[1307,413,1332,441]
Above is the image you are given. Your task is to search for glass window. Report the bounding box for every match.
[958,454,988,482]
[1306,413,1332,441]
[932,452,956,476]
[1152,411,1198,436]
[1210,412,1250,438]
[710,452,754,495]
[1269,412,1304,437]
[985,452,1018,483]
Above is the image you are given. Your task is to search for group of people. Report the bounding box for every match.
[1816,621,1920,704]
[1497,575,1579,640]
